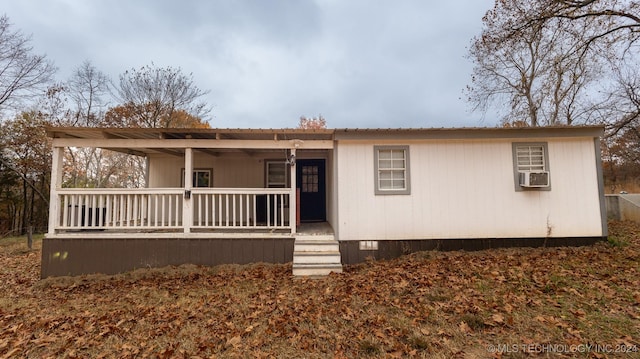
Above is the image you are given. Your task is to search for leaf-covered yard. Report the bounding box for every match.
[1,222,639,358]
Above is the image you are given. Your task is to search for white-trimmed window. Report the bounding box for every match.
[516,145,545,172]
[266,161,288,188]
[265,160,289,207]
[512,143,550,191]
[374,146,410,195]
[181,168,212,187]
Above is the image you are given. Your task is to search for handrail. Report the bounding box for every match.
[53,188,291,232]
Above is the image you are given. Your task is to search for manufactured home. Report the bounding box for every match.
[42,126,607,277]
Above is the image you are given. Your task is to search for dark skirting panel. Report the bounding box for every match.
[41,237,295,278]
[340,237,605,265]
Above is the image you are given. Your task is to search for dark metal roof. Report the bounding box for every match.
[333,125,604,140]
[45,125,605,157]
[46,125,604,141]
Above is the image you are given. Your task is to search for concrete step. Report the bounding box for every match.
[293,251,341,264]
[292,263,343,276]
[292,235,342,276]
[294,241,339,252]
[295,234,335,242]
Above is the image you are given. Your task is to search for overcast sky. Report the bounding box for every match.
[4,0,495,129]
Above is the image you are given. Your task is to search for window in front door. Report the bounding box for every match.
[301,165,319,193]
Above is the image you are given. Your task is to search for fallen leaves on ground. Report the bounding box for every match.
[1,221,639,358]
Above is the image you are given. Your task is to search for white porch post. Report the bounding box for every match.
[144,156,150,188]
[183,147,193,233]
[47,147,64,235]
[289,148,297,234]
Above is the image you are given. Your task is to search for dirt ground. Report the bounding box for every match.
[0,222,638,358]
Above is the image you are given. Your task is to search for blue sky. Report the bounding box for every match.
[3,0,495,128]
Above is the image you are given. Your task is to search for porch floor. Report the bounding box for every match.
[297,222,334,236]
[50,222,334,239]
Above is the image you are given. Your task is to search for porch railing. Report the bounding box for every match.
[53,188,291,232]
[56,188,183,230]
[191,188,290,229]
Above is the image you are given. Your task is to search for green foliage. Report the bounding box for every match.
[607,235,629,248]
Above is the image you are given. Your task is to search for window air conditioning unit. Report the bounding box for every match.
[519,171,550,187]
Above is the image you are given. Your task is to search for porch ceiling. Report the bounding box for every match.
[46,127,335,140]
[46,127,335,155]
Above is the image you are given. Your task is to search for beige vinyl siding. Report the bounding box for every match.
[148,151,337,231]
[336,138,602,241]
[148,153,274,225]
[148,153,268,188]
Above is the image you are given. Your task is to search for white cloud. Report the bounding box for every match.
[2,0,494,128]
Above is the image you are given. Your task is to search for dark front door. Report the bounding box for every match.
[297,159,326,222]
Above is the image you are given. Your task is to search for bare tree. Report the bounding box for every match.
[466,0,601,126]
[0,15,56,114]
[600,59,640,136]
[472,0,640,190]
[508,0,640,55]
[114,64,211,128]
[60,146,147,189]
[67,60,110,127]
[37,83,71,126]
[507,0,640,127]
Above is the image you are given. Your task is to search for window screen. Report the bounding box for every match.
[374,146,410,195]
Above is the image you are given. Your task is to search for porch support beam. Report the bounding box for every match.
[101,130,130,139]
[289,148,297,235]
[149,148,183,157]
[144,156,150,188]
[183,148,193,233]
[47,147,64,235]
[52,138,334,150]
[196,148,220,157]
[116,149,148,157]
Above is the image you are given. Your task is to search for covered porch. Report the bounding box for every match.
[46,127,335,237]
[43,127,341,277]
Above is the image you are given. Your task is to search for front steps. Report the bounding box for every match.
[292,234,343,276]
